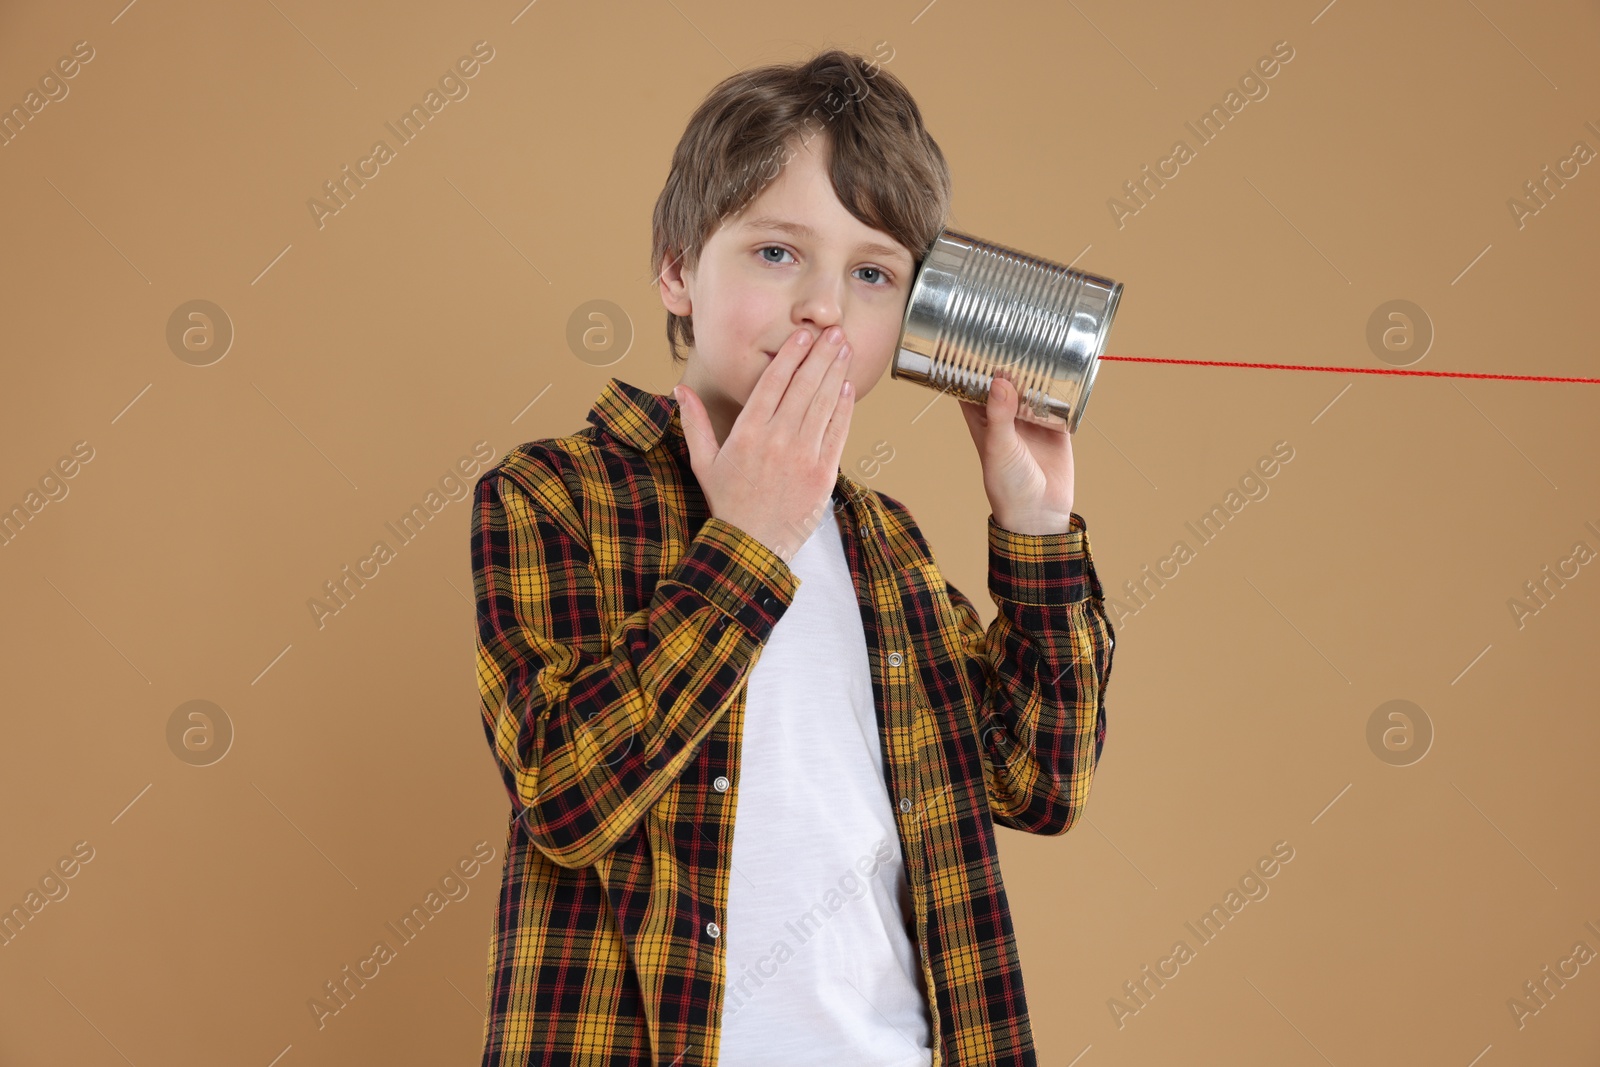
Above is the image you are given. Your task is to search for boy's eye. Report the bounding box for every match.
[757,246,892,286]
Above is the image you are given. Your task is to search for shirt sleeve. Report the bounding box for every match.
[471,463,798,869]
[942,511,1115,835]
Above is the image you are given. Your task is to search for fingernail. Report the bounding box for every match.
[796,329,812,346]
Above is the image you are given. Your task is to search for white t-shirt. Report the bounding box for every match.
[716,504,935,1067]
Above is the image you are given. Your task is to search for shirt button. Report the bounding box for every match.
[887,651,903,667]
[899,796,912,813]
[713,775,730,792]
[761,595,777,610]
[706,921,721,939]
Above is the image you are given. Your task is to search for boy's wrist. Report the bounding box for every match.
[991,511,1075,537]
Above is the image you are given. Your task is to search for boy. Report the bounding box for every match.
[472,48,1114,1067]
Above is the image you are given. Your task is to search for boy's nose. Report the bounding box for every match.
[793,280,844,331]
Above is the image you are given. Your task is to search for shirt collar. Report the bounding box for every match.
[585,376,871,512]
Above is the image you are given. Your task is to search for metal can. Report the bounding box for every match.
[892,228,1124,434]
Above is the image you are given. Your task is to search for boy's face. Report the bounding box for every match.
[660,134,917,444]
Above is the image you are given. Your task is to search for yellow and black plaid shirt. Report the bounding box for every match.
[472,376,1114,1066]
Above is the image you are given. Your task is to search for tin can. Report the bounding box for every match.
[892,228,1124,434]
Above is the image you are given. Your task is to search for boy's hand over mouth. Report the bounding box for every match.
[675,325,855,564]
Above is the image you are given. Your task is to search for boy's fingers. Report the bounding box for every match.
[785,333,847,427]
[802,346,853,456]
[743,328,815,424]
[764,328,845,434]
[823,382,853,470]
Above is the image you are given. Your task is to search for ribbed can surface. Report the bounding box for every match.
[892,228,1123,433]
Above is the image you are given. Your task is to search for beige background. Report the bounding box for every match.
[2,0,1597,1063]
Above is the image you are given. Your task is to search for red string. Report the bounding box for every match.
[1099,354,1600,384]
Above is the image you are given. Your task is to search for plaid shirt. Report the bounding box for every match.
[472,376,1114,1067]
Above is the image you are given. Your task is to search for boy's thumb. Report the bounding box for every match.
[673,386,715,468]
[985,374,1021,453]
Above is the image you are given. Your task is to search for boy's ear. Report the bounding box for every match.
[657,249,693,316]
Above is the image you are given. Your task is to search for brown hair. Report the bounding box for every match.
[650,46,952,365]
